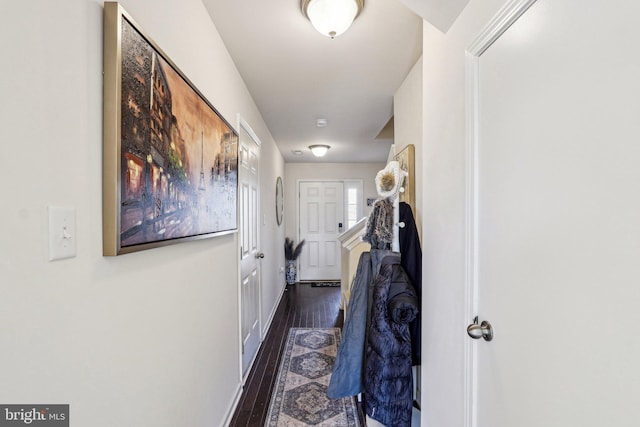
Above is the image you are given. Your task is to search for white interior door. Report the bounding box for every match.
[467,1,640,426]
[239,120,261,378]
[299,181,344,281]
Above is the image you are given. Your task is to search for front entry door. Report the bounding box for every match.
[468,1,640,426]
[299,181,344,281]
[239,120,261,378]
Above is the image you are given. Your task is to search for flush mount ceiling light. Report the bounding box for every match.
[301,0,365,39]
[309,144,330,157]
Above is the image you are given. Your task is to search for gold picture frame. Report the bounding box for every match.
[103,2,238,255]
[393,144,415,212]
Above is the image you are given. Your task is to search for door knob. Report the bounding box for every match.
[256,252,265,259]
[467,317,493,341]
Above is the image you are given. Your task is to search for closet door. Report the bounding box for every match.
[467,1,640,426]
[299,181,344,281]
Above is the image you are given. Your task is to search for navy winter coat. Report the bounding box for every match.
[365,252,418,427]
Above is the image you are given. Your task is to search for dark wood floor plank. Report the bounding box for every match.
[228,283,348,427]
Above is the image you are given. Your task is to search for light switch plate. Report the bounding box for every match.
[48,206,76,261]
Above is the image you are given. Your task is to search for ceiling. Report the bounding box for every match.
[201,0,468,163]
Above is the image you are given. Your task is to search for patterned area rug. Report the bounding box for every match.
[265,328,361,427]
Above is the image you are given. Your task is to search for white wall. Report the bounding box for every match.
[284,163,385,242]
[419,0,507,426]
[258,136,287,334]
[394,56,423,237]
[0,1,283,426]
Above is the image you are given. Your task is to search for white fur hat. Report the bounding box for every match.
[375,160,407,200]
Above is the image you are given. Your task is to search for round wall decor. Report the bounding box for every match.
[276,176,284,226]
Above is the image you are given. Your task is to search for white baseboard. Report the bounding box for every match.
[261,283,287,337]
[221,383,243,427]
[224,284,288,426]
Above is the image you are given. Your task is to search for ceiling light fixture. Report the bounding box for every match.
[301,0,364,39]
[309,144,330,157]
[316,118,328,127]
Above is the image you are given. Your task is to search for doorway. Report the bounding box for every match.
[238,118,262,378]
[297,180,364,281]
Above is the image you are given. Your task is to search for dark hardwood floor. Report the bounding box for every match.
[229,283,347,426]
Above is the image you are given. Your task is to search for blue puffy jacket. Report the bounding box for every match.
[364,252,418,427]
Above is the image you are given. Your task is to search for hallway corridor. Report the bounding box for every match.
[229,284,355,426]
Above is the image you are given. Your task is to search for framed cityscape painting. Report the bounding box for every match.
[103,2,238,255]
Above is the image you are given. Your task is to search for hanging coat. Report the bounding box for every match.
[328,249,393,398]
[327,251,373,398]
[399,201,422,365]
[364,252,418,427]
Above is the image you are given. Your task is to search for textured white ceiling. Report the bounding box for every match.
[397,0,470,32]
[201,0,466,163]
